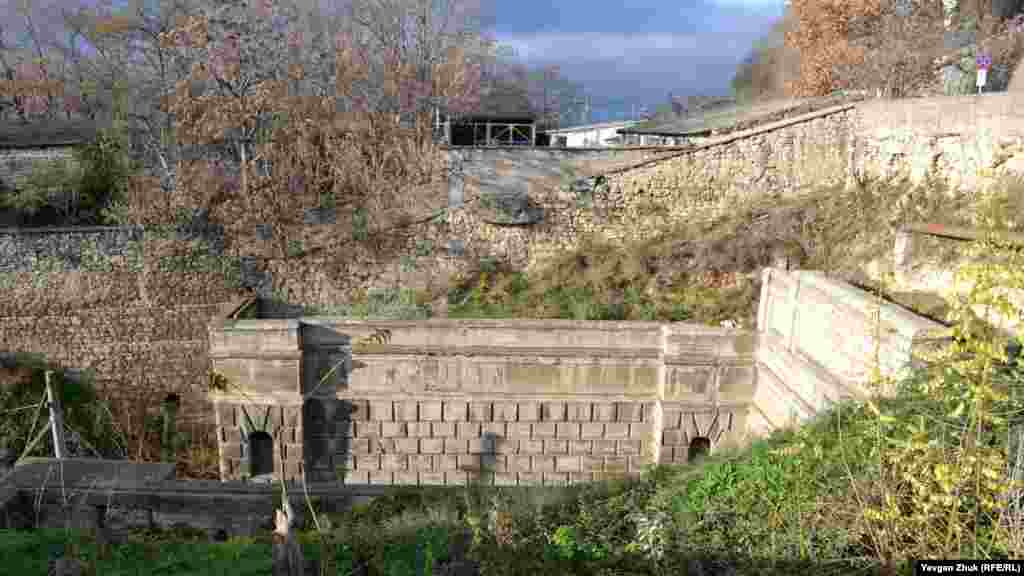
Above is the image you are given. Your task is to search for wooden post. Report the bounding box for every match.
[45,371,65,460]
[161,394,179,463]
[530,123,536,146]
[272,488,307,576]
[94,505,111,560]
[485,122,492,146]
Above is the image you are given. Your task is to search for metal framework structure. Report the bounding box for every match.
[441,119,536,146]
[434,105,538,146]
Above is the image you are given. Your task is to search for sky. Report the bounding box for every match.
[484,0,786,122]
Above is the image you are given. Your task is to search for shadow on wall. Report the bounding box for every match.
[302,398,356,483]
[248,431,274,480]
[688,436,711,463]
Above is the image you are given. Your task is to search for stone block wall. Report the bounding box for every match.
[753,267,947,435]
[301,397,661,486]
[209,318,756,485]
[432,105,858,278]
[208,267,949,487]
[0,145,77,190]
[0,226,247,421]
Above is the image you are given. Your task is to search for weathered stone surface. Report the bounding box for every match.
[3,93,983,491]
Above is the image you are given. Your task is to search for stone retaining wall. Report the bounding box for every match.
[0,145,77,191]
[209,317,757,485]
[753,268,947,434]
[0,226,247,421]
[208,267,947,487]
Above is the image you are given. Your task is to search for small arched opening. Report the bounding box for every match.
[687,436,711,463]
[248,431,274,480]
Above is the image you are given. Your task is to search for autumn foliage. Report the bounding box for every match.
[780,0,1005,98]
[783,0,882,97]
[121,0,486,264]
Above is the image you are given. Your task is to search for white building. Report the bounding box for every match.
[544,121,641,147]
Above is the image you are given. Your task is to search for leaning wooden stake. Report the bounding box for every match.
[45,371,65,460]
[272,480,306,576]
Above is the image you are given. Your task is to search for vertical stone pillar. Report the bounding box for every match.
[210,319,305,482]
[893,229,914,285]
[651,325,668,467]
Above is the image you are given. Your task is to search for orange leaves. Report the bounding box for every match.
[93,14,137,36]
[784,0,882,96]
[136,2,469,260]
[158,15,208,50]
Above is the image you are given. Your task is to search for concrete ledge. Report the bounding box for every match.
[304,317,666,350]
[758,268,945,395]
[8,458,176,489]
[349,345,662,359]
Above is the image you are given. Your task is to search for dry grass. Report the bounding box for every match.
[103,396,221,479]
[445,173,1009,327]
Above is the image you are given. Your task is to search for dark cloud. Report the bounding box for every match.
[489,1,784,118]
[488,0,709,35]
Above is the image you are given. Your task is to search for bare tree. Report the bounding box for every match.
[118,0,485,268]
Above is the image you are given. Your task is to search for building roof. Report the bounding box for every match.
[544,120,641,134]
[0,119,98,149]
[618,93,867,137]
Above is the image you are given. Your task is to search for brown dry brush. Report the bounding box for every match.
[836,0,948,98]
[120,0,484,305]
[782,0,1021,98]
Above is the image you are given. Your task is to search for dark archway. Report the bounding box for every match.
[248,431,274,478]
[687,436,711,463]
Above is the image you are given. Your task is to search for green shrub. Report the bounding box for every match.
[76,131,132,223]
[0,130,132,226]
[305,287,433,319]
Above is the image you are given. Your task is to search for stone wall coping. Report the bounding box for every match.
[776,268,945,338]
[599,103,857,178]
[330,393,751,408]
[302,317,747,339]
[209,350,303,360]
[210,391,304,405]
[0,225,143,236]
[349,345,662,359]
[211,318,302,332]
[302,317,672,331]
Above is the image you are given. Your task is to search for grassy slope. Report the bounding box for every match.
[440,175,995,327]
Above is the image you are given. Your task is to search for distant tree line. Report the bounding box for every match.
[0,0,592,229]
